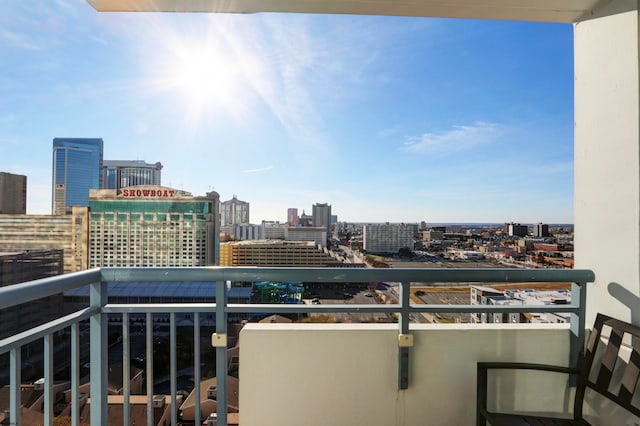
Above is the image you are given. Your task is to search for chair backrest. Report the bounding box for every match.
[574,313,640,419]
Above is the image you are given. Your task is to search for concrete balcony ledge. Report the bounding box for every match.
[240,323,596,425]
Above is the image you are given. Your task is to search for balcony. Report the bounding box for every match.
[3,266,623,425]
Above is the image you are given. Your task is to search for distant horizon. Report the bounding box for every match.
[344,222,573,227]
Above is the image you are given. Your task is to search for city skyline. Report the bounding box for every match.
[0,1,574,223]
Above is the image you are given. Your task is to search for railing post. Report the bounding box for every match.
[10,347,21,426]
[44,334,54,426]
[90,279,108,425]
[146,312,154,426]
[194,312,201,426]
[122,313,130,426]
[71,322,80,426]
[170,312,177,426]
[215,280,228,426]
[570,282,587,371]
[398,281,411,389]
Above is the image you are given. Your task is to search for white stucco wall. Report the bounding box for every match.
[574,0,640,325]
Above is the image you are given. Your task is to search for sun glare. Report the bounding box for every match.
[145,21,250,128]
[171,46,238,105]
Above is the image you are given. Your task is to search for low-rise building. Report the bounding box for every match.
[422,230,444,241]
[470,284,571,324]
[219,240,336,267]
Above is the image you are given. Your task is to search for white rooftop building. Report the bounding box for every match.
[363,223,414,254]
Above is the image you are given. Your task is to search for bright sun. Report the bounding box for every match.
[148,25,248,127]
[171,46,238,107]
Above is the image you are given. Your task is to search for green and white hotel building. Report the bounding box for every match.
[88,186,220,267]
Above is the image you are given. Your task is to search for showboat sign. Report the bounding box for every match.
[120,186,179,199]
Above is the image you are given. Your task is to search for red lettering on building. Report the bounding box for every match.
[119,187,179,199]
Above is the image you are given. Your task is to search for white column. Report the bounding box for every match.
[574,0,640,324]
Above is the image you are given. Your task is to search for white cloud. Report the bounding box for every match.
[242,165,274,173]
[0,29,40,50]
[90,35,108,45]
[403,121,500,155]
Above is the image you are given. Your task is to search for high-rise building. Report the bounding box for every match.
[102,160,163,190]
[534,223,550,237]
[221,195,250,226]
[363,223,414,254]
[52,138,104,214]
[287,208,299,226]
[507,223,529,237]
[88,186,219,267]
[312,203,331,241]
[0,172,26,214]
[0,207,89,272]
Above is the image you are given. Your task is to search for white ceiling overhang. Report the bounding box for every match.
[87,0,611,23]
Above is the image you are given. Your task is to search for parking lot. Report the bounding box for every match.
[304,283,393,323]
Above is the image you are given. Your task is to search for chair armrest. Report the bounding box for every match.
[476,362,580,425]
[478,362,579,375]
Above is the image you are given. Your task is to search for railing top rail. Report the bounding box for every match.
[0,267,594,312]
[0,268,102,310]
[101,267,595,284]
[0,306,98,355]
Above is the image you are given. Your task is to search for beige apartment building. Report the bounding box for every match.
[0,207,89,272]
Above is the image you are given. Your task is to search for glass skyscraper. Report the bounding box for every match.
[52,138,103,214]
[102,160,163,190]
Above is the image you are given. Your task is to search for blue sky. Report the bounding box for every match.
[0,1,575,224]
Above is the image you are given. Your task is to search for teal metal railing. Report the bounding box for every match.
[0,267,594,426]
